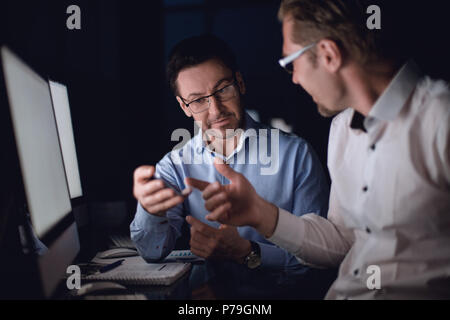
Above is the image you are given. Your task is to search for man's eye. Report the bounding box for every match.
[217,85,231,95]
[286,62,294,72]
[192,97,207,105]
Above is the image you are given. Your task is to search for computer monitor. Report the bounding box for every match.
[47,80,94,260]
[48,81,83,200]
[0,46,80,298]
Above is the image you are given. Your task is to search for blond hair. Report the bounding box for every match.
[278,0,404,65]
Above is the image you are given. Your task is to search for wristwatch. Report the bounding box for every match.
[244,241,261,269]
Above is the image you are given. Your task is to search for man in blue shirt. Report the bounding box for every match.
[130,35,330,290]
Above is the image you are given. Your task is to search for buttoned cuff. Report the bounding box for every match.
[134,203,170,231]
[267,208,304,253]
[258,241,291,269]
[267,207,319,268]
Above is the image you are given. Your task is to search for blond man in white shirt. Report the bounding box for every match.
[186,0,450,299]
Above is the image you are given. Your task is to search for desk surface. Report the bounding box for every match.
[67,259,337,300]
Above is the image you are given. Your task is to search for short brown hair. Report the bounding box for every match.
[167,34,239,96]
[278,0,406,65]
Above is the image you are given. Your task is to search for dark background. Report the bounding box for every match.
[1,0,449,224]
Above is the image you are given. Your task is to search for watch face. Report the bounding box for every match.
[246,252,262,269]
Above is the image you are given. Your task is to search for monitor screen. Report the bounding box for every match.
[1,47,80,298]
[49,81,83,200]
[2,48,72,239]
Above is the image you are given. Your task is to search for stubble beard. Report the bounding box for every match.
[317,103,341,118]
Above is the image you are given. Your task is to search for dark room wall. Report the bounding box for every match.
[1,0,449,224]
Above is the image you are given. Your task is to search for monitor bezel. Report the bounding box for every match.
[0,46,80,299]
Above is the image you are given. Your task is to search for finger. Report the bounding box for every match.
[191,237,227,260]
[218,224,238,236]
[186,216,219,237]
[214,160,240,182]
[218,224,232,230]
[190,234,217,257]
[189,224,215,254]
[202,181,223,200]
[181,186,193,197]
[189,243,210,259]
[206,202,232,223]
[134,165,155,184]
[145,194,185,213]
[204,192,228,212]
[185,177,210,191]
[185,215,198,226]
[140,179,165,197]
[143,187,176,204]
[190,228,213,246]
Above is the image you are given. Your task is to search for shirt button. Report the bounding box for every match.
[196,147,202,154]
[370,144,376,151]
[366,227,371,234]
[353,269,359,276]
[363,186,368,192]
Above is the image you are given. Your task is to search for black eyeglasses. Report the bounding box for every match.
[180,81,238,114]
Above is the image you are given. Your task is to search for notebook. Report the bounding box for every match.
[84,256,191,286]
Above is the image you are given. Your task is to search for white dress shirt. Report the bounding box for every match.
[268,61,450,299]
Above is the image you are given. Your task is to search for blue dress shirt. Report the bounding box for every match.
[130,111,329,276]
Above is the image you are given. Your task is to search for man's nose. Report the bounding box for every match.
[291,71,299,85]
[208,95,224,116]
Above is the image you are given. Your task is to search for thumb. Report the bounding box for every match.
[134,165,155,184]
[219,224,238,235]
[214,159,240,182]
[185,177,210,191]
[219,224,237,230]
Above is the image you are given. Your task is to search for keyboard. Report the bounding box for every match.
[166,250,204,262]
[109,234,136,249]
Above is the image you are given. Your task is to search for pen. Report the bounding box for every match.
[99,259,125,273]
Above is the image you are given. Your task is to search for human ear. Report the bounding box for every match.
[235,72,246,95]
[317,39,342,73]
[176,96,192,117]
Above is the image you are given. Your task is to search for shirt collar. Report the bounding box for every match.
[349,60,422,132]
[369,60,422,122]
